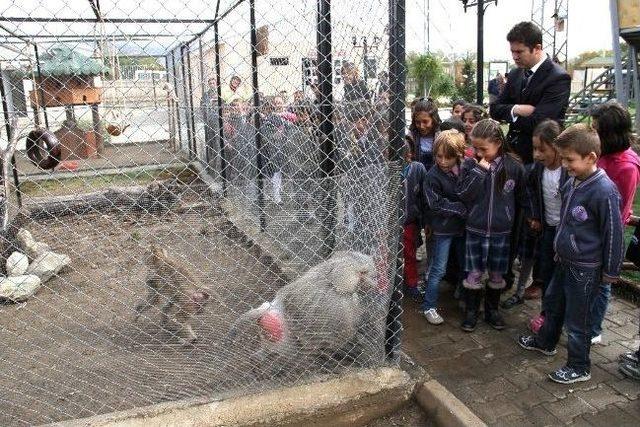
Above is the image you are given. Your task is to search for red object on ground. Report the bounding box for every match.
[56,160,79,171]
[259,310,285,342]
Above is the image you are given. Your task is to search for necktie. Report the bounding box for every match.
[521,69,533,92]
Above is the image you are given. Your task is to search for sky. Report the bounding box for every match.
[405,0,614,60]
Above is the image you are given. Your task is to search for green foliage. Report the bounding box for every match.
[407,53,457,99]
[457,55,476,103]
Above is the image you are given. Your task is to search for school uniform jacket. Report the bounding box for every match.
[456,155,531,237]
[553,169,624,280]
[423,165,466,235]
[526,162,569,226]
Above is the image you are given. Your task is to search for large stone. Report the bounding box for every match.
[6,251,29,276]
[0,274,42,302]
[16,228,51,260]
[26,251,71,283]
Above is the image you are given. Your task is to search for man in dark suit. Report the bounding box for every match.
[490,21,571,165]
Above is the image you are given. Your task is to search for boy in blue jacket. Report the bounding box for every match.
[518,124,624,384]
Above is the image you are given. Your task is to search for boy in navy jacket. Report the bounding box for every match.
[518,124,624,384]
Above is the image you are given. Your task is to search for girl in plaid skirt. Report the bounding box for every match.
[456,119,529,332]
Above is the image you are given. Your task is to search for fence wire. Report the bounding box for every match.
[0,1,407,425]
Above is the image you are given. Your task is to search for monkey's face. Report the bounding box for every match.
[187,291,210,314]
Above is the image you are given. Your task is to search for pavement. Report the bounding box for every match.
[400,279,640,426]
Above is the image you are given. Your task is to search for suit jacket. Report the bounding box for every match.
[490,57,571,164]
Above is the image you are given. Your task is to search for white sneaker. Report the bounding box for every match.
[591,335,602,345]
[421,308,444,325]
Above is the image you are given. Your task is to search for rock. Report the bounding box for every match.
[0,274,42,302]
[16,229,51,260]
[27,251,71,283]
[6,251,29,276]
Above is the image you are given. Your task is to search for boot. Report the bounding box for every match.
[485,287,506,330]
[461,287,482,332]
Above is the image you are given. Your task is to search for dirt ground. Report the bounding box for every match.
[0,199,289,426]
[365,400,432,427]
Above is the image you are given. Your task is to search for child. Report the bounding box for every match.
[440,117,465,134]
[420,130,467,324]
[402,136,428,300]
[518,124,624,384]
[451,100,466,120]
[409,97,442,171]
[502,120,567,315]
[456,119,528,332]
[461,104,487,142]
[589,101,640,345]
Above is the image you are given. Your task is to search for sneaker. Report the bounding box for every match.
[421,308,444,325]
[517,335,557,356]
[529,313,545,334]
[619,351,640,364]
[501,294,524,309]
[548,366,591,384]
[591,335,602,345]
[619,360,640,380]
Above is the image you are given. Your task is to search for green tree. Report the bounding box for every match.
[407,53,457,99]
[457,55,476,103]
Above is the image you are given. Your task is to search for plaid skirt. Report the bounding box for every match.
[465,232,511,274]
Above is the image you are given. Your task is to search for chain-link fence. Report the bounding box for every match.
[0,1,407,425]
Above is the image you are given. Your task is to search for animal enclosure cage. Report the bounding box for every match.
[0,0,408,425]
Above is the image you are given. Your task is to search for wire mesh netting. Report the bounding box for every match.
[0,0,408,425]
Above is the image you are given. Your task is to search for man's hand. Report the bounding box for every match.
[514,104,536,117]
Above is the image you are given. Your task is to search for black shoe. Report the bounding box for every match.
[548,366,591,384]
[461,286,481,332]
[501,293,524,309]
[517,335,557,356]
[484,287,506,330]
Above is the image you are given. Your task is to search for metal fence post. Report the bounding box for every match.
[33,44,49,129]
[250,0,266,232]
[316,0,336,257]
[213,22,228,196]
[186,43,197,159]
[385,0,406,362]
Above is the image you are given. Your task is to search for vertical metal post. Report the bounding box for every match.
[180,45,194,159]
[476,0,484,105]
[609,0,626,105]
[631,46,640,133]
[164,54,175,149]
[33,44,49,129]
[198,38,209,164]
[250,0,266,232]
[186,43,197,159]
[172,49,184,151]
[386,0,406,362]
[0,64,22,208]
[214,22,228,195]
[317,0,336,257]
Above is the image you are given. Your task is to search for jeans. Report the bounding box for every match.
[536,225,557,296]
[537,262,601,373]
[590,283,611,337]
[422,234,464,310]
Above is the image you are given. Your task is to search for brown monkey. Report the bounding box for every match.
[134,245,210,345]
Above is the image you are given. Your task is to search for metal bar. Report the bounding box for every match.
[609,0,626,105]
[162,0,246,56]
[88,0,101,21]
[0,33,185,40]
[180,45,194,158]
[213,21,228,196]
[0,17,217,24]
[0,62,23,208]
[186,43,197,159]
[0,23,31,44]
[164,54,175,148]
[249,0,266,232]
[198,38,209,164]
[33,44,49,129]
[385,0,406,362]
[631,46,640,133]
[317,0,336,257]
[171,49,183,150]
[476,0,484,105]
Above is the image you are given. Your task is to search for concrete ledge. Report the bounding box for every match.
[415,380,487,427]
[54,367,414,427]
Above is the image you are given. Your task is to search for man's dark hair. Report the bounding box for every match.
[507,21,543,50]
